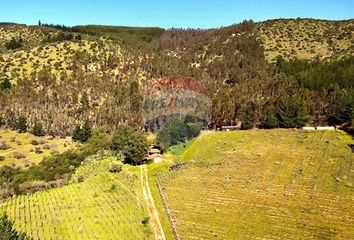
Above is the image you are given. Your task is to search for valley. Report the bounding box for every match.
[0,5,353,239]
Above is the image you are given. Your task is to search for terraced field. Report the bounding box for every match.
[0,157,153,239]
[0,129,74,168]
[159,130,354,239]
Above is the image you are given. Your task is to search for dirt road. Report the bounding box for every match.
[140,165,166,240]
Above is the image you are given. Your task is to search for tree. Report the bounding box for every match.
[260,115,279,129]
[72,120,92,143]
[81,120,92,142]
[38,20,41,26]
[156,119,188,150]
[0,213,27,240]
[15,116,27,133]
[32,121,45,136]
[72,125,82,142]
[277,96,310,128]
[111,125,149,165]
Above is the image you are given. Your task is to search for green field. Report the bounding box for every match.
[0,129,75,168]
[0,157,153,239]
[158,130,354,239]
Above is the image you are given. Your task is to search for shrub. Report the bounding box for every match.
[0,141,11,150]
[30,139,40,145]
[5,37,23,50]
[15,116,27,133]
[13,152,26,159]
[111,125,149,165]
[0,156,5,162]
[32,122,45,137]
[109,161,123,173]
[142,217,150,226]
[35,147,43,154]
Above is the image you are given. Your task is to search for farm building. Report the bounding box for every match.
[147,148,163,163]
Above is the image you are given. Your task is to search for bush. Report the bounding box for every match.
[0,141,11,150]
[109,161,123,173]
[35,147,43,154]
[32,122,45,136]
[111,125,149,165]
[0,156,5,162]
[30,139,39,145]
[5,37,23,50]
[13,152,26,159]
[15,116,27,133]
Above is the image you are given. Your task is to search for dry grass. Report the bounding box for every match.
[0,129,75,168]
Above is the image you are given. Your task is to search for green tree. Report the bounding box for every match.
[32,121,45,136]
[111,125,149,165]
[0,213,27,240]
[72,124,82,142]
[15,116,27,133]
[277,96,309,128]
[156,119,188,150]
[72,120,92,143]
[81,120,92,142]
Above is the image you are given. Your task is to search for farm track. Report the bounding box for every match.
[141,165,166,240]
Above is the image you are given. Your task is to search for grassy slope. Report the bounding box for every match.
[0,157,153,240]
[0,129,74,168]
[159,130,354,239]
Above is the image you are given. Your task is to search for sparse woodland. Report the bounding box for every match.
[0,19,353,137]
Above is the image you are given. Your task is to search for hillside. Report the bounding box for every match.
[158,130,354,239]
[0,19,353,136]
[257,19,354,62]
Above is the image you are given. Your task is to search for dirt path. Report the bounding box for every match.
[140,165,166,240]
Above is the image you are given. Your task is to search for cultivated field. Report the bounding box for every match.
[0,157,153,239]
[0,129,74,168]
[159,130,354,239]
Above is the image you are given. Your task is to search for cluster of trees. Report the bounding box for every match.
[0,125,150,199]
[157,119,202,150]
[43,32,82,43]
[277,56,354,126]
